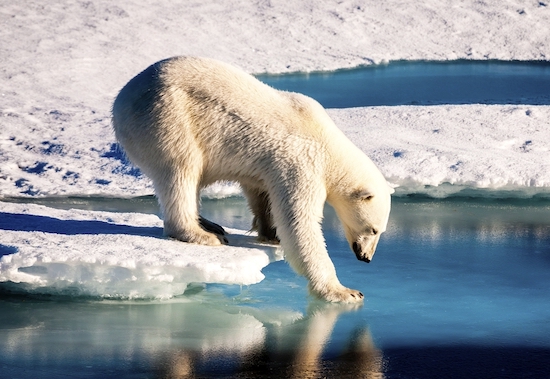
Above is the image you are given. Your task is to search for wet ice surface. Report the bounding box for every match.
[1,197,549,378]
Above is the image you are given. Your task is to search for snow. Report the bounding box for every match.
[0,0,549,297]
[1,0,549,199]
[329,105,550,197]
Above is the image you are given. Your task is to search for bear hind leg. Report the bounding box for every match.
[154,167,227,245]
[242,186,279,243]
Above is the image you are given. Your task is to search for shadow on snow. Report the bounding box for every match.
[0,211,162,238]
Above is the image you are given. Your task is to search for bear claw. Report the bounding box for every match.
[199,216,226,236]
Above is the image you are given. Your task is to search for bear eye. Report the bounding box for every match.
[352,190,373,201]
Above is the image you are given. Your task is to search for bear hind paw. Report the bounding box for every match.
[168,228,228,245]
[256,233,280,245]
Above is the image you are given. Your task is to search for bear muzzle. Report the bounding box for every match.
[351,235,379,263]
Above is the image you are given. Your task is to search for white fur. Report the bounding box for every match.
[112,56,392,303]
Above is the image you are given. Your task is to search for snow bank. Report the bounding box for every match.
[0,202,281,299]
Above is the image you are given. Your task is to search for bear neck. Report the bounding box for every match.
[324,126,387,206]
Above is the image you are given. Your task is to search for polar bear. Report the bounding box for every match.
[112,56,392,303]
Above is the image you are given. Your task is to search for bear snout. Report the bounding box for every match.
[352,241,372,263]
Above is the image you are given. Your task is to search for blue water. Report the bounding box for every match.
[1,197,549,378]
[2,61,550,378]
[256,60,550,107]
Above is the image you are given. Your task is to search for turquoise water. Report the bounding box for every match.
[2,61,550,378]
[256,60,550,107]
[1,197,549,378]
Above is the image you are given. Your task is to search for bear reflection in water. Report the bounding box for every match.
[155,303,384,379]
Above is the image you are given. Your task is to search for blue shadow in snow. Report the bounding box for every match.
[0,244,18,257]
[101,143,142,178]
[0,212,163,238]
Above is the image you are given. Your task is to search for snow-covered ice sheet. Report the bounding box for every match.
[1,0,549,199]
[2,104,549,199]
[0,202,281,299]
[1,0,550,295]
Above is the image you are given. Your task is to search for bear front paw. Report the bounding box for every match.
[310,284,364,303]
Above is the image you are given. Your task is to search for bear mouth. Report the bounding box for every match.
[352,242,372,263]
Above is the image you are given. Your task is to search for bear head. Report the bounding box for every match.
[328,167,393,264]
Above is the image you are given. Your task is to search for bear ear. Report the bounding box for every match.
[352,189,374,201]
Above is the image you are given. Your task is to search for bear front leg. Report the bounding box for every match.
[270,189,363,303]
[308,281,365,303]
[299,244,364,303]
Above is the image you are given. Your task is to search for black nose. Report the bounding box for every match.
[353,242,372,263]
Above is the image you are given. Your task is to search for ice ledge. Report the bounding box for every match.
[0,202,281,299]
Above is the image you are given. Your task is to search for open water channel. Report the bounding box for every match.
[257,60,550,107]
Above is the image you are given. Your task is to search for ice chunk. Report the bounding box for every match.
[0,202,281,299]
